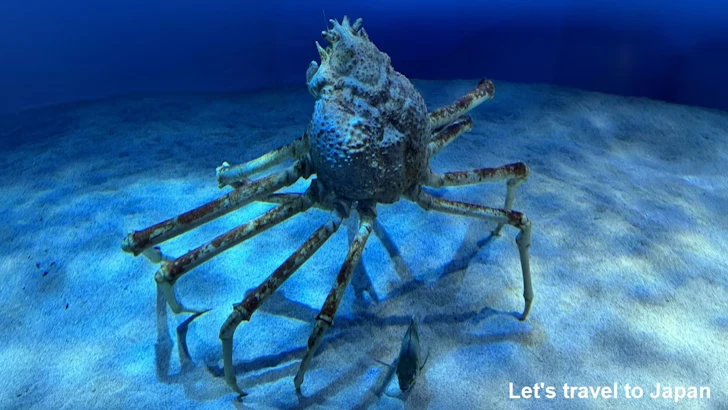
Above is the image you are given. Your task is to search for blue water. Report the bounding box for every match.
[1,0,727,114]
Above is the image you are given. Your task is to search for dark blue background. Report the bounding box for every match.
[1,0,727,114]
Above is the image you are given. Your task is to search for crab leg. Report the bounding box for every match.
[427,115,473,157]
[216,136,308,188]
[219,201,351,397]
[492,175,528,236]
[155,187,319,314]
[121,159,311,258]
[428,78,495,130]
[424,162,529,188]
[261,196,408,285]
[407,187,533,321]
[424,162,529,236]
[294,204,376,391]
[259,193,333,211]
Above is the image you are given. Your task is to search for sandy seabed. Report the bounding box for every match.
[1,79,726,409]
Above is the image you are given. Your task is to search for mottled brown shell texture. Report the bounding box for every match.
[305,17,431,204]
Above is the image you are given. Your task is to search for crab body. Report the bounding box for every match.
[306,18,430,203]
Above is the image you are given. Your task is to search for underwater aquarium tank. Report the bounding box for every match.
[1,0,726,409]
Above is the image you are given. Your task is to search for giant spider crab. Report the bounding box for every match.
[121,16,533,396]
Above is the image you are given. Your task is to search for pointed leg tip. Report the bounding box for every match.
[491,223,506,237]
[227,381,248,398]
[293,374,304,391]
[188,308,212,318]
[519,301,533,321]
[295,385,307,400]
[235,392,248,402]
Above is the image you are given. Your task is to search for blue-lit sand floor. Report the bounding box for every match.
[0,80,726,409]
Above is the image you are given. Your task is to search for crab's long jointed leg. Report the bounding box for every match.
[407,187,532,320]
[492,173,529,236]
[259,193,333,211]
[219,200,351,397]
[121,159,311,258]
[425,162,530,236]
[428,78,495,130]
[155,187,319,313]
[293,204,376,391]
[427,115,473,157]
[424,162,529,189]
[216,136,308,188]
[426,79,527,237]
